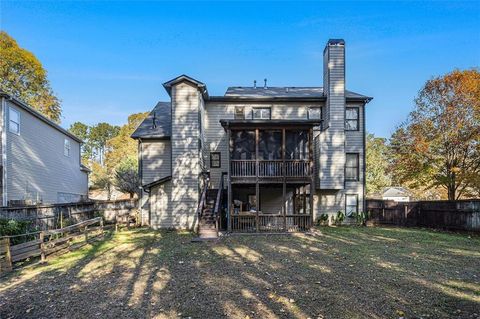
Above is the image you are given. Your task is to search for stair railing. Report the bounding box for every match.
[213,172,228,236]
[196,172,210,220]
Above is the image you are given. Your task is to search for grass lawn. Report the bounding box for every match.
[0,227,479,319]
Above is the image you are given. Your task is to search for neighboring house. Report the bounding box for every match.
[382,187,412,202]
[0,91,89,206]
[132,39,372,235]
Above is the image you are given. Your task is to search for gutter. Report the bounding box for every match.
[0,92,83,143]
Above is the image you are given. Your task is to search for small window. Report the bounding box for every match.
[308,107,322,120]
[9,107,20,134]
[345,194,358,217]
[64,139,71,157]
[346,107,359,130]
[252,107,271,120]
[234,106,245,119]
[210,152,221,168]
[345,153,359,181]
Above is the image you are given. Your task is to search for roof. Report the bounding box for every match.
[0,91,83,143]
[131,102,171,139]
[382,187,411,198]
[142,176,172,190]
[163,74,209,99]
[220,87,372,102]
[80,164,92,173]
[220,119,322,129]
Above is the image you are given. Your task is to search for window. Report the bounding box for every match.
[210,152,221,168]
[345,153,359,181]
[346,107,359,130]
[252,107,271,120]
[234,106,245,119]
[308,107,322,120]
[64,139,71,157]
[9,107,20,134]
[345,194,358,217]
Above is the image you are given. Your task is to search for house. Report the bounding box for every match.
[0,92,89,206]
[382,187,412,202]
[132,39,372,236]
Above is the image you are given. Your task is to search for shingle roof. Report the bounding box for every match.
[0,91,83,143]
[163,74,208,99]
[224,87,372,101]
[131,102,171,139]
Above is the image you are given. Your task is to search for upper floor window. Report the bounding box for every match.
[64,139,71,157]
[234,106,245,119]
[252,107,271,120]
[346,107,359,130]
[9,107,20,134]
[308,107,322,120]
[345,153,359,181]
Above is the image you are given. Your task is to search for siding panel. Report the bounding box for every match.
[5,100,88,204]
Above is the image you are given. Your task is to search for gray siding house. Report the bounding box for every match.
[132,39,372,235]
[0,92,89,206]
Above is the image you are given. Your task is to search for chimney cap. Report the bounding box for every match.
[327,39,345,46]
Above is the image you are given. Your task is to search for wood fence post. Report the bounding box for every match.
[40,232,46,263]
[84,226,89,242]
[2,238,13,272]
[100,219,104,236]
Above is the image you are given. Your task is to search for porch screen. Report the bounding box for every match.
[259,130,282,160]
[232,130,255,160]
[286,130,309,160]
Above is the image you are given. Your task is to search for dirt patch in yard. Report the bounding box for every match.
[0,227,479,319]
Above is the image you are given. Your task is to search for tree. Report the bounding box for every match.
[90,162,114,200]
[390,69,480,200]
[89,123,120,165]
[366,133,391,195]
[69,122,93,163]
[106,112,148,170]
[0,31,61,122]
[115,157,140,198]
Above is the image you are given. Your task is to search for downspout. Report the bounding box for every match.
[1,97,7,207]
[362,101,367,214]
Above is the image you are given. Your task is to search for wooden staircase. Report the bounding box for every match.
[198,189,220,239]
[194,172,227,241]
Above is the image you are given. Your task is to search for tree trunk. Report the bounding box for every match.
[447,184,456,200]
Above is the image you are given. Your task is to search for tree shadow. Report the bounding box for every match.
[0,227,479,319]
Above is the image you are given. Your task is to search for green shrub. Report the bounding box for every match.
[335,211,345,225]
[0,218,38,244]
[317,213,329,226]
[353,211,369,226]
[0,218,33,236]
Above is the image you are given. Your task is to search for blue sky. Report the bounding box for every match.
[1,1,479,138]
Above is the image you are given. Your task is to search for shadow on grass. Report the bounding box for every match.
[0,226,479,319]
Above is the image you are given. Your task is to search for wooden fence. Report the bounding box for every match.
[0,217,105,274]
[0,199,138,231]
[366,199,480,232]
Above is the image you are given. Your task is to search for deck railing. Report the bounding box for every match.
[231,160,311,178]
[230,214,311,232]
